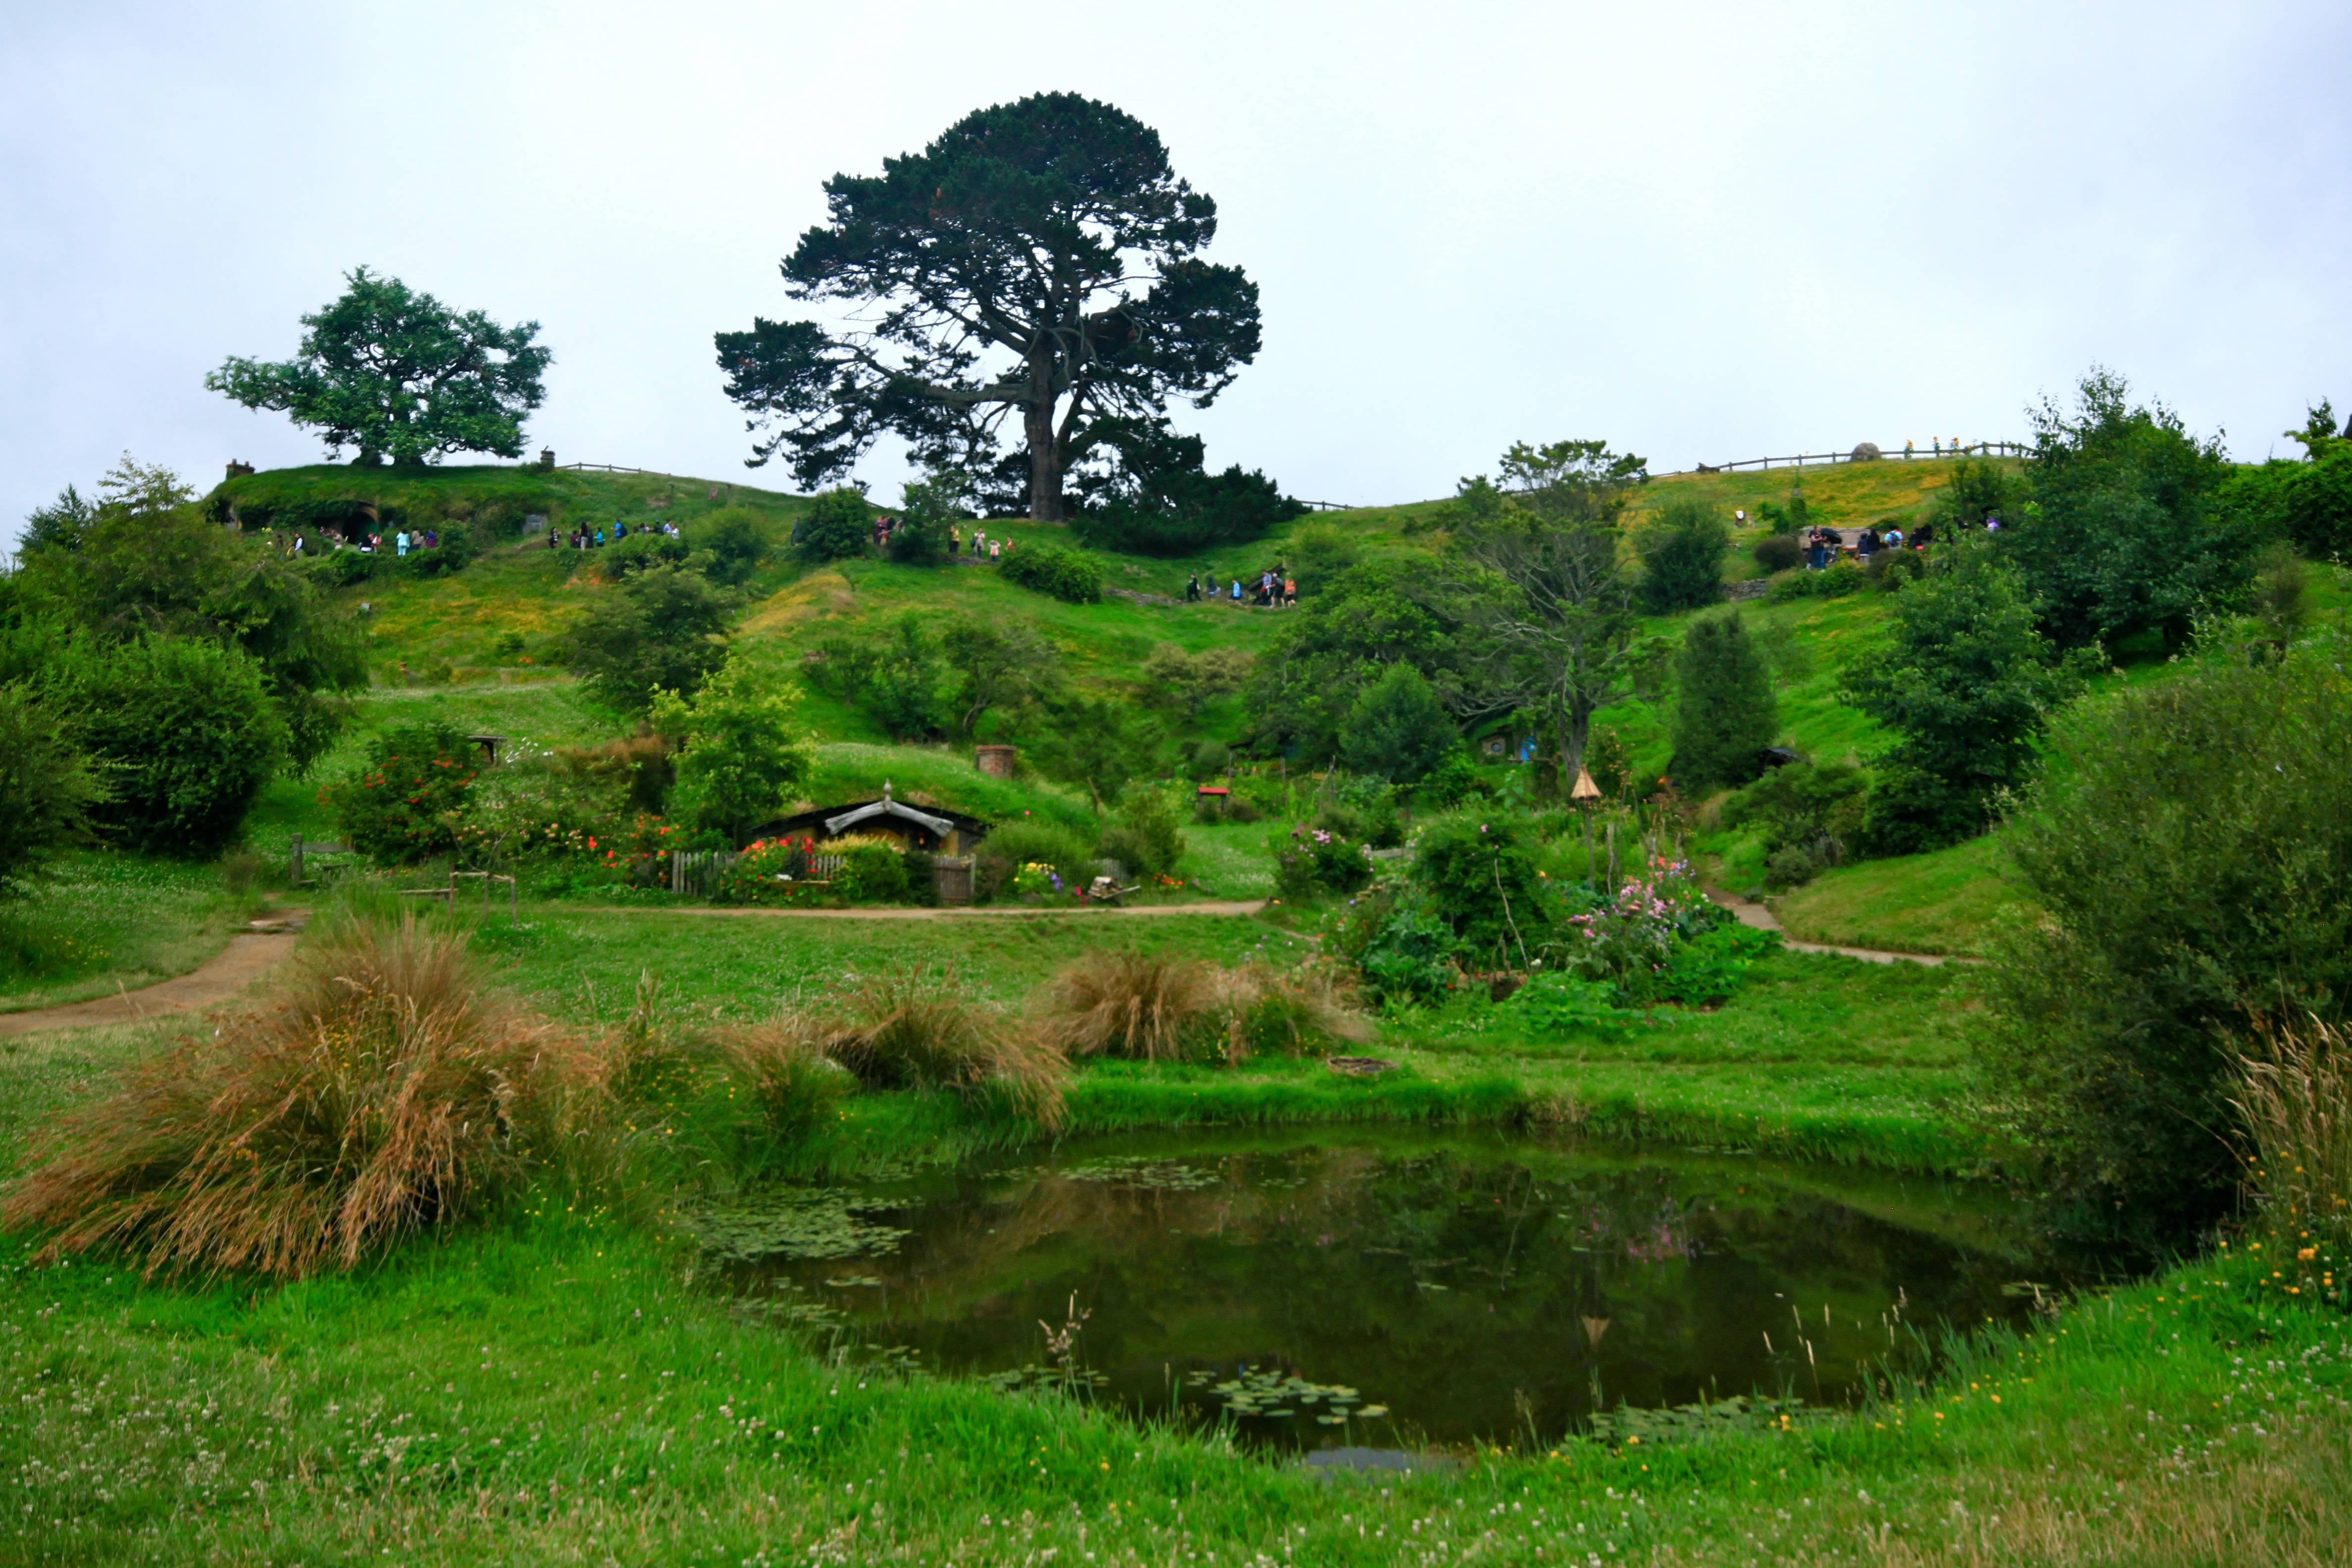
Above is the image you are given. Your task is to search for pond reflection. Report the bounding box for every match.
[705,1127,2110,1450]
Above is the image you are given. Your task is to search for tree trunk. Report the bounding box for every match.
[1559,703,1593,790]
[1026,353,1062,521]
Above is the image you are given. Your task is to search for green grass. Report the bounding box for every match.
[1771,834,2031,956]
[3,960,2348,1565]
[0,853,256,1013]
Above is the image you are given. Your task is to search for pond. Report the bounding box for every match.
[697,1127,2110,1453]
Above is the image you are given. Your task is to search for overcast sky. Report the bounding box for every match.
[4,1,2347,548]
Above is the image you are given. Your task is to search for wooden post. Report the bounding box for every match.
[291,832,304,887]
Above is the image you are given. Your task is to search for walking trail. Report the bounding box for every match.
[575,899,1270,922]
[1703,889,1975,967]
[0,912,313,1037]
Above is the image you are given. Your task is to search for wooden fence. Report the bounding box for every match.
[1652,441,2029,480]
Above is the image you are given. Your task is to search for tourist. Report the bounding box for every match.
[950,524,963,554]
[988,539,1001,561]
[1913,523,1934,549]
[1882,524,1905,549]
[1282,575,1297,607]
[395,530,409,557]
[1856,528,1878,561]
[547,527,557,549]
[1184,573,1201,601]
[1230,579,1242,601]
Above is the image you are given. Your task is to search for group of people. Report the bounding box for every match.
[946,523,1013,561]
[549,518,681,551]
[1801,521,1951,569]
[1185,565,1296,607]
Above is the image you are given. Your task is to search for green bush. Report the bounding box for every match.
[830,843,910,904]
[1766,559,1867,602]
[1333,887,1457,1005]
[796,488,872,561]
[973,820,1095,903]
[1982,639,2352,1237]
[322,721,481,865]
[603,529,693,578]
[0,684,106,885]
[1669,612,1775,790]
[1269,823,1373,901]
[1752,534,1803,573]
[2286,449,2352,560]
[1505,972,1654,1037]
[567,565,733,716]
[69,636,284,857]
[1338,663,1458,784]
[1409,814,1551,968]
[694,507,772,585]
[1634,498,1728,614]
[996,541,1102,604]
[1720,760,1870,868]
[1098,790,1185,879]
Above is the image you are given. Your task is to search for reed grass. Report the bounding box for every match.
[2231,1016,2352,1274]
[815,965,1068,1125]
[1037,948,1222,1062]
[0,913,559,1278]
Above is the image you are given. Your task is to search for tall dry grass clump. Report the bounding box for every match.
[1039,949,1219,1062]
[817,966,1066,1124]
[0,914,558,1279]
[2231,1016,2352,1259]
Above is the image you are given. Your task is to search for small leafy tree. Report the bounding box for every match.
[68,636,284,857]
[1139,642,1250,719]
[1099,788,1186,878]
[207,267,549,466]
[650,654,813,845]
[1634,498,1728,614]
[693,508,772,586]
[568,566,732,716]
[0,684,106,885]
[2000,367,2248,652]
[940,617,1059,735]
[322,721,479,864]
[888,472,968,565]
[1669,612,1776,789]
[795,488,873,561]
[1067,419,1303,555]
[1842,538,2089,852]
[1984,639,2352,1237]
[1338,662,1458,785]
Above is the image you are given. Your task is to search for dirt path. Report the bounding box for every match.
[572,900,1269,922]
[0,913,312,1037]
[1704,889,1975,967]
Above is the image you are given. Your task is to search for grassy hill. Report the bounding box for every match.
[221,450,2345,952]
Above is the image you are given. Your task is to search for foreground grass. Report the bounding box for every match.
[3,1027,2345,1566]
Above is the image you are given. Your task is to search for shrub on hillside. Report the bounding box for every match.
[1338,663,1458,785]
[831,842,910,904]
[1669,612,1776,790]
[1098,789,1185,879]
[974,820,1095,903]
[567,564,733,716]
[1635,498,1729,614]
[796,487,873,561]
[694,506,773,585]
[1766,559,1867,602]
[323,721,481,865]
[1270,822,1374,901]
[0,915,555,1278]
[603,529,693,578]
[1981,639,2352,1238]
[997,541,1102,604]
[0,683,106,886]
[1410,814,1552,969]
[66,635,284,857]
[1752,534,1804,573]
[1719,763,1869,881]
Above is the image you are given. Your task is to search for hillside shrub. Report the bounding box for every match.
[0,684,106,885]
[1766,559,1867,602]
[1337,889,1457,1005]
[1635,498,1728,614]
[1269,823,1373,901]
[323,721,481,865]
[695,506,773,584]
[1338,663,1458,785]
[69,636,284,857]
[974,820,1094,903]
[603,529,693,578]
[1981,639,2352,1237]
[2285,449,2352,560]
[796,487,873,561]
[997,542,1102,604]
[568,564,732,716]
[1719,763,1869,885]
[1219,962,1373,1058]
[1097,789,1185,879]
[830,843,909,905]
[1410,814,1551,969]
[1669,612,1776,790]
[1752,534,1803,573]
[1842,537,2088,854]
